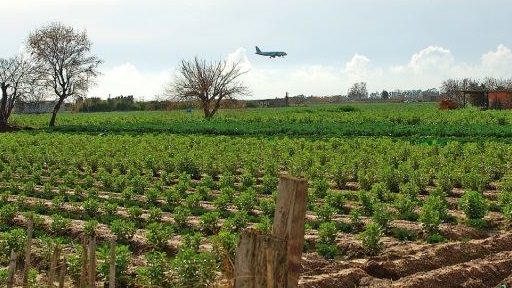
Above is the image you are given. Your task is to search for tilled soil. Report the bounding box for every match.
[299,229,512,288]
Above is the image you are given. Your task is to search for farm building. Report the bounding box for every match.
[488,90,512,109]
[457,89,512,109]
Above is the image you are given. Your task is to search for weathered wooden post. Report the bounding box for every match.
[272,174,308,287]
[88,235,97,288]
[58,256,67,288]
[234,174,308,288]
[7,249,18,288]
[234,229,287,288]
[22,218,34,287]
[48,244,61,287]
[80,236,88,288]
[109,239,116,288]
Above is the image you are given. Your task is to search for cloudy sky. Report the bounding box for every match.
[1,0,512,100]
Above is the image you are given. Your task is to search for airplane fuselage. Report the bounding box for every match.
[255,46,287,58]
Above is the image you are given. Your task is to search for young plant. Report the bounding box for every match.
[358,222,383,256]
[199,211,220,235]
[419,193,446,235]
[458,190,488,227]
[110,219,136,243]
[97,243,132,286]
[146,222,174,250]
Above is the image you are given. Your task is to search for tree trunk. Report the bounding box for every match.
[0,83,9,130]
[49,97,64,127]
[202,100,211,119]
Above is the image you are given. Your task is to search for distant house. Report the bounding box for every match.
[419,91,440,102]
[258,98,288,108]
[14,101,67,114]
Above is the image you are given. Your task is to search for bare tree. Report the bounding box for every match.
[0,54,35,130]
[347,82,368,100]
[27,22,102,127]
[168,57,250,119]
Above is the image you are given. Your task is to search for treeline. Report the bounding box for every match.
[74,96,173,112]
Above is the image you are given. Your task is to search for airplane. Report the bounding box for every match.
[255,46,287,58]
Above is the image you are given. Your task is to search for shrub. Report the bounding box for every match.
[223,211,249,232]
[97,243,132,286]
[314,204,336,223]
[170,247,218,288]
[127,206,144,222]
[211,229,239,280]
[426,233,445,244]
[110,219,136,243]
[325,191,346,213]
[459,190,488,220]
[371,202,394,230]
[358,190,377,216]
[137,251,170,286]
[235,188,258,213]
[144,187,160,205]
[394,193,418,221]
[82,198,100,217]
[50,214,71,235]
[254,216,272,235]
[316,243,339,260]
[261,174,278,194]
[259,197,276,218]
[391,227,417,241]
[312,177,330,199]
[185,193,203,215]
[173,206,191,230]
[199,211,220,235]
[148,207,163,223]
[146,222,174,250]
[0,204,17,226]
[419,194,446,234]
[359,223,383,256]
[1,228,27,256]
[317,221,337,244]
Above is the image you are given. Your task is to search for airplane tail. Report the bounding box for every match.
[255,46,261,54]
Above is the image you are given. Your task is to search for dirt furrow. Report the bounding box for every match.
[386,250,512,288]
[363,232,512,280]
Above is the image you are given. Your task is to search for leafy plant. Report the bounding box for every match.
[110,219,136,243]
[97,243,132,286]
[50,214,71,235]
[146,222,174,250]
[312,177,329,199]
[316,243,339,260]
[199,211,220,235]
[459,190,488,226]
[317,221,337,244]
[358,223,383,256]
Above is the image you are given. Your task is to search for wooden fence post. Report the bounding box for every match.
[88,235,97,288]
[109,239,116,288]
[48,244,61,287]
[234,174,308,288]
[80,236,88,288]
[22,218,34,287]
[272,174,308,287]
[7,249,18,288]
[234,229,287,288]
[58,256,67,288]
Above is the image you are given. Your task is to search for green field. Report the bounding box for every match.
[2,102,512,287]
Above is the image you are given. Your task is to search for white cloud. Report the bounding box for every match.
[344,53,371,81]
[88,63,171,100]
[481,44,512,76]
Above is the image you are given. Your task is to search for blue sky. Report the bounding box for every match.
[1,0,511,99]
